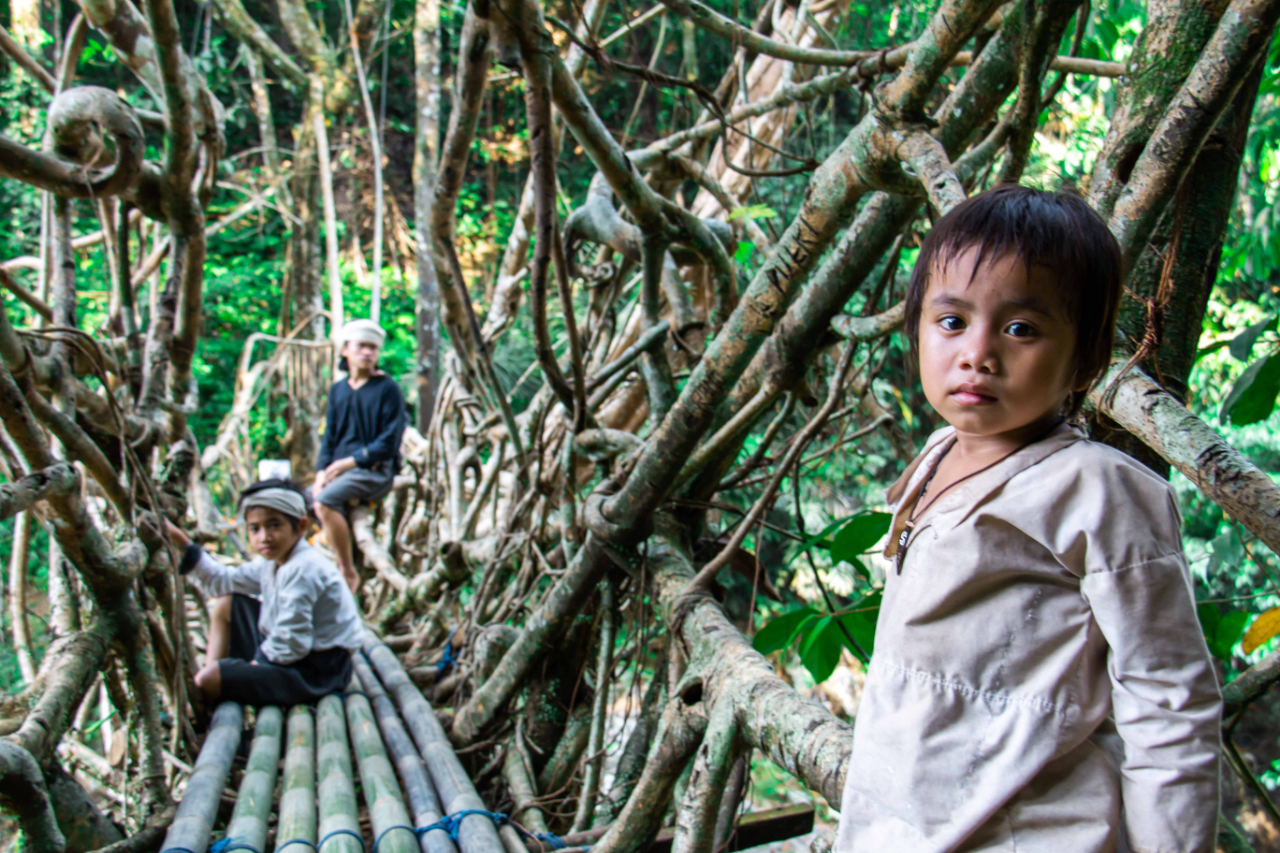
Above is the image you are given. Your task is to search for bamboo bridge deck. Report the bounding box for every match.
[157,632,814,853]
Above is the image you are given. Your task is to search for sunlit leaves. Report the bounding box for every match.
[1242,605,1280,655]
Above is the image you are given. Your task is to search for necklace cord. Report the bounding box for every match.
[899,416,1067,562]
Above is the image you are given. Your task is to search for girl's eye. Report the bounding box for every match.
[1006,321,1037,338]
[939,316,964,332]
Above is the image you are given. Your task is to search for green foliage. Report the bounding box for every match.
[829,511,893,581]
[1220,353,1280,425]
[1198,604,1251,661]
[752,511,890,681]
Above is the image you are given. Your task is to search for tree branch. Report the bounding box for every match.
[1108,0,1280,266]
[0,88,144,199]
[0,462,77,521]
[656,0,873,67]
[1092,360,1280,560]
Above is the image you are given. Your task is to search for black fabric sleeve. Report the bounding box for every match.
[356,381,406,468]
[316,386,338,471]
[178,542,204,575]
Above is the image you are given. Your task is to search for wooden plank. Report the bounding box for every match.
[654,803,815,852]
[533,803,816,853]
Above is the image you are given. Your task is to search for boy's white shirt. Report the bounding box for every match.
[835,421,1222,853]
[186,538,364,665]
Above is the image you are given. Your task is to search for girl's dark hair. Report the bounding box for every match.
[237,478,312,526]
[903,183,1122,416]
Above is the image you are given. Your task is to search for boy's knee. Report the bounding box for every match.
[209,595,233,622]
[194,663,221,696]
[315,502,339,522]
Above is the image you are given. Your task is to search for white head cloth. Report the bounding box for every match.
[336,319,386,347]
[240,487,308,522]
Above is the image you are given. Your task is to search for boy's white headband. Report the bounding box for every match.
[336,319,386,347]
[240,488,307,522]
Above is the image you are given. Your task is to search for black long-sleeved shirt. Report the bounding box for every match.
[316,374,406,472]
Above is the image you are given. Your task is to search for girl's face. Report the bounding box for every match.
[917,246,1082,445]
[244,507,306,562]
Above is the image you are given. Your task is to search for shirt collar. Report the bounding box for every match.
[269,536,311,570]
[883,421,1085,557]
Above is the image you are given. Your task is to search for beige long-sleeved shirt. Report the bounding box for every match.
[835,422,1221,853]
[180,538,364,665]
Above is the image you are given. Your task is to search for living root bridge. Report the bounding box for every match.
[157,636,819,853]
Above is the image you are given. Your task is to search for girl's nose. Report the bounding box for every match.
[958,327,1000,374]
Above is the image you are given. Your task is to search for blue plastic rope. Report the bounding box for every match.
[372,824,416,853]
[275,840,318,853]
[317,828,365,850]
[434,641,456,684]
[412,809,577,849]
[416,809,505,842]
[209,839,261,853]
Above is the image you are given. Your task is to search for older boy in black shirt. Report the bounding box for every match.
[312,319,406,591]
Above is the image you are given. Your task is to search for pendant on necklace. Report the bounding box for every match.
[895,523,913,574]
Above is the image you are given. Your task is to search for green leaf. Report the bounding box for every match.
[1214,610,1251,659]
[727,204,777,221]
[83,709,117,737]
[1229,314,1277,361]
[830,511,893,567]
[1222,354,1280,425]
[794,518,850,559]
[799,617,844,683]
[837,611,878,662]
[733,240,755,264]
[1197,602,1221,638]
[752,606,817,655]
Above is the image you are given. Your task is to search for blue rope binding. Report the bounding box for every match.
[434,641,456,684]
[414,809,581,850]
[318,828,365,850]
[275,840,318,853]
[209,839,262,853]
[371,824,416,853]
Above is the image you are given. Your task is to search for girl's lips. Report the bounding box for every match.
[951,390,996,405]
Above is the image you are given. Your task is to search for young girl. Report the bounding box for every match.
[836,186,1221,852]
[165,479,364,707]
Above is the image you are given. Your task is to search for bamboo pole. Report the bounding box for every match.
[362,633,506,853]
[220,707,284,852]
[345,673,420,853]
[352,653,458,853]
[317,693,364,853]
[278,705,318,853]
[159,702,243,853]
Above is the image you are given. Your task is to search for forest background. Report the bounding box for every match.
[3,0,1280,848]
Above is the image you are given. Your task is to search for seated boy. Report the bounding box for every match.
[164,479,363,707]
[311,318,407,593]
